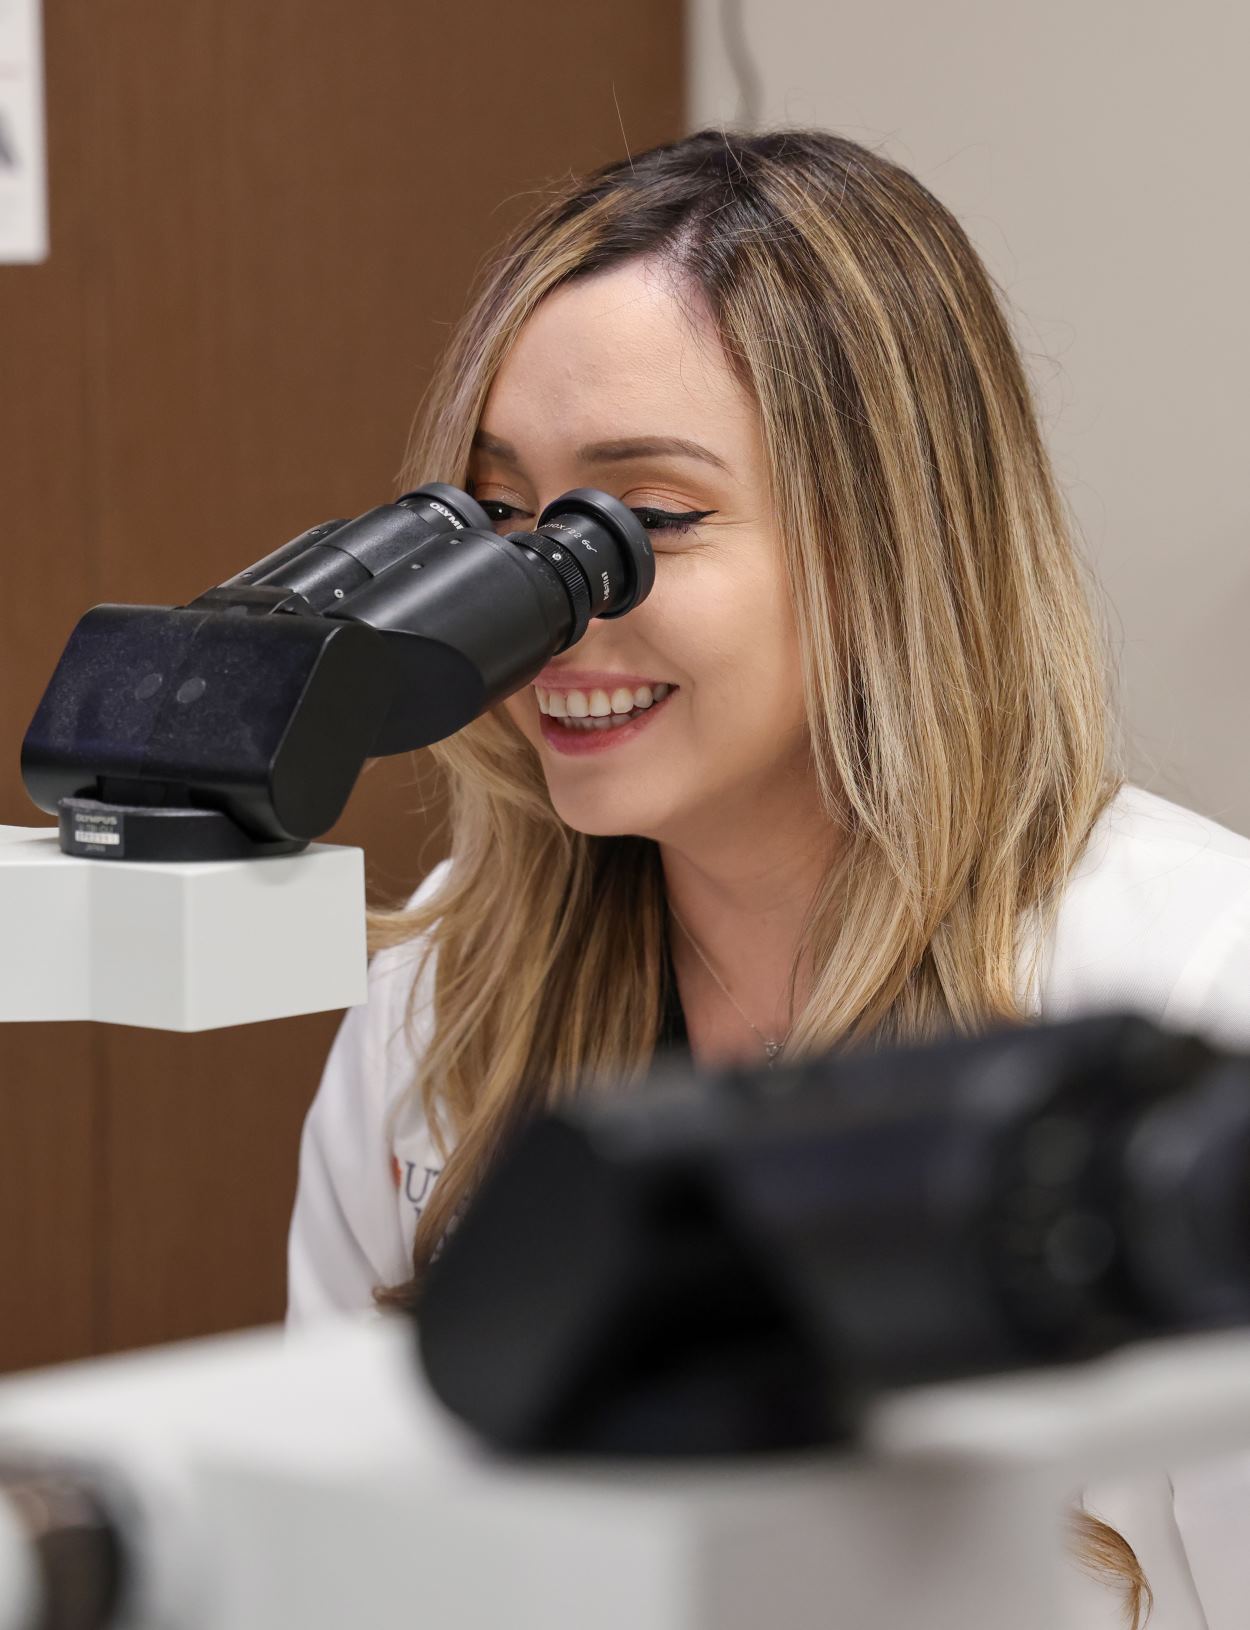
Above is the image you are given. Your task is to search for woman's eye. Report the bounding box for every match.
[629,506,717,535]
[477,499,530,527]
[471,496,716,536]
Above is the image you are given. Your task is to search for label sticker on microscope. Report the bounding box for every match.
[68,810,124,858]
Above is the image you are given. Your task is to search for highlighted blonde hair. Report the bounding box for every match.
[371,127,1141,1623]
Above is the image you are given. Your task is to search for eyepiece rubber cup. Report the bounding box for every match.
[536,488,656,618]
[400,482,494,535]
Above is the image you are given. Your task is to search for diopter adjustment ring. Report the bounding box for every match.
[511,531,592,649]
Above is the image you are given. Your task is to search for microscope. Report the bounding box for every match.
[3,482,652,1028]
[2,483,1250,1629]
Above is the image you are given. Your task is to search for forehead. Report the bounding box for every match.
[482,258,756,449]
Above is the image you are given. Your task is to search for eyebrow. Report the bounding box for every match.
[472,429,729,474]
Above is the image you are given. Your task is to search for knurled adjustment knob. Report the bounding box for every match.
[511,531,592,647]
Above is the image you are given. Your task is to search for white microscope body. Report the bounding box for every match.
[1,1297,1250,1630]
[0,826,365,1030]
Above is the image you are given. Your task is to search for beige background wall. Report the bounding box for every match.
[690,0,1249,836]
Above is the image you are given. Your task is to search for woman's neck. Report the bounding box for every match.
[659,811,838,1071]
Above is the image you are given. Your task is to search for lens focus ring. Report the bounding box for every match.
[511,531,593,648]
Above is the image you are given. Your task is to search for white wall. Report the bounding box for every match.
[689,0,1250,835]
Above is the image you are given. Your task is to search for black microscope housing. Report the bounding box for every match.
[21,483,653,861]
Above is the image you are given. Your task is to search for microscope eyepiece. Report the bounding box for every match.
[531,489,655,622]
[395,482,493,535]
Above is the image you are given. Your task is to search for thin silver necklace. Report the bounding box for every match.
[667,901,795,1068]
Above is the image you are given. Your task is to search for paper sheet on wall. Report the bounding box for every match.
[0,0,47,262]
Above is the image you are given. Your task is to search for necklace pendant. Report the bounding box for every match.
[763,1039,783,1063]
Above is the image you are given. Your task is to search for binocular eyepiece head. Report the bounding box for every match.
[221,480,654,660]
[396,482,656,629]
[21,478,660,861]
[387,483,655,651]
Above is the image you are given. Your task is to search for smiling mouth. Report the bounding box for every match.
[535,681,675,729]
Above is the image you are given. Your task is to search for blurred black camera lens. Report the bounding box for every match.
[416,1013,1250,1455]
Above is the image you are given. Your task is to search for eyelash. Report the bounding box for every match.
[474,499,715,536]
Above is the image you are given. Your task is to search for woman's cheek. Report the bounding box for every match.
[500,692,535,742]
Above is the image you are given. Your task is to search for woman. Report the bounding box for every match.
[287,129,1250,1626]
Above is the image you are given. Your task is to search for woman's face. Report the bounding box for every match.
[477,256,811,848]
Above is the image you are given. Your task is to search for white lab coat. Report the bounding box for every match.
[287,781,1250,1627]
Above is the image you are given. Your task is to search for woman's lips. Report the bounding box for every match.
[533,669,672,692]
[538,685,678,757]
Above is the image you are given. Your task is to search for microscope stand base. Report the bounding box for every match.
[58,797,305,863]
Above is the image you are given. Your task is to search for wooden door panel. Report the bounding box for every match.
[0,3,99,1371]
[0,0,682,1368]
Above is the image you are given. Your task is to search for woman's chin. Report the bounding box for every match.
[545,784,670,841]
[551,802,653,839]
[531,725,690,839]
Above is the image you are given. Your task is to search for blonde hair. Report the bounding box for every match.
[369,127,1141,1623]
[1070,1508,1154,1628]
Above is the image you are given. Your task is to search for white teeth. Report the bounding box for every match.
[534,682,676,718]
[559,712,647,732]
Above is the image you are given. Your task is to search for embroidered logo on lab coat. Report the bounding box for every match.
[392,1154,442,1222]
